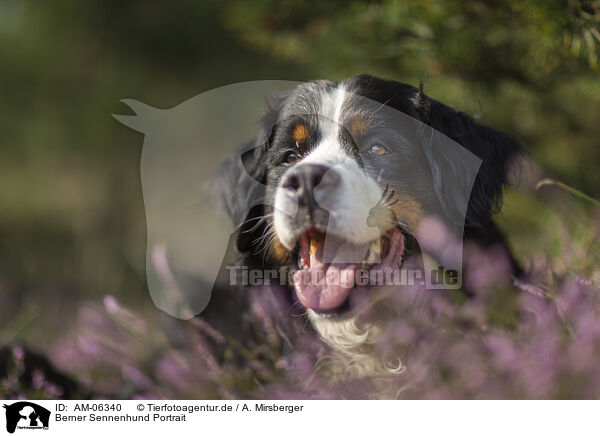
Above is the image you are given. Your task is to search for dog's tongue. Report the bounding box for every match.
[293,233,369,311]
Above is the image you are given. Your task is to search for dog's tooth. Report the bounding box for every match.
[366,251,377,264]
[310,239,318,256]
[361,248,376,267]
[361,257,368,269]
[371,239,381,254]
[309,239,318,267]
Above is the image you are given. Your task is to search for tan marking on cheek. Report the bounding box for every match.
[268,235,291,264]
[390,194,427,232]
[351,117,371,137]
[292,124,308,143]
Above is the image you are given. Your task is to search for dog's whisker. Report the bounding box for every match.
[386,198,399,207]
[386,189,395,203]
[372,97,392,114]
[240,214,273,234]
[251,223,275,254]
[374,184,390,208]
[255,225,276,248]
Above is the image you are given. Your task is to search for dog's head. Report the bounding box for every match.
[217,74,517,324]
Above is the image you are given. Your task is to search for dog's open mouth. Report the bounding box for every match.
[292,228,405,312]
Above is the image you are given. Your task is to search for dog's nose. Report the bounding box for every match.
[282,163,339,209]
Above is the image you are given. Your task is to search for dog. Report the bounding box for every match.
[214,74,519,376]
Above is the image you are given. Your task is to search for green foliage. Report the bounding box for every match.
[226,0,600,82]
[224,0,600,195]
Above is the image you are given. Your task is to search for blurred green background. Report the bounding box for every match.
[1,0,599,347]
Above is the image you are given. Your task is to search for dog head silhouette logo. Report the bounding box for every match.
[3,402,50,434]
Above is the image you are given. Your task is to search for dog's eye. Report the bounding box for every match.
[368,143,389,156]
[285,151,300,164]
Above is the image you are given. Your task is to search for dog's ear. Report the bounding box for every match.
[214,141,268,254]
[214,91,289,255]
[420,96,519,229]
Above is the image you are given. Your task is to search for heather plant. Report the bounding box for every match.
[0,346,73,400]
[2,182,592,400]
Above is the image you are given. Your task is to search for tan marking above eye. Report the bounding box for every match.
[351,117,370,136]
[292,124,308,143]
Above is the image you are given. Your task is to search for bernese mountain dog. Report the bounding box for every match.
[214,74,519,373]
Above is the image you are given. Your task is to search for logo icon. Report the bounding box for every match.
[3,402,50,434]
